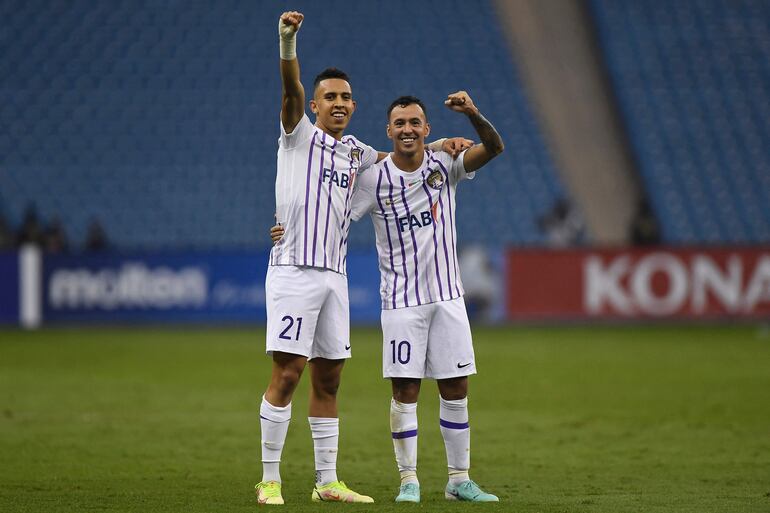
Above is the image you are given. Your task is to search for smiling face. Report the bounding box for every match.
[387,103,431,157]
[310,78,356,138]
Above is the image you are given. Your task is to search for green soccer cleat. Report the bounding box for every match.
[445,480,499,502]
[311,480,374,503]
[255,481,284,505]
[395,482,420,503]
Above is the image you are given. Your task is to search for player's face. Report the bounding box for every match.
[310,79,356,138]
[387,103,431,155]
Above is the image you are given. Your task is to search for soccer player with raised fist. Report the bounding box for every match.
[255,10,472,506]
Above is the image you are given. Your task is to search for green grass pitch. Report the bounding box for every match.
[1,325,769,512]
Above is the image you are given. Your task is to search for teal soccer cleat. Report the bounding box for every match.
[445,480,499,502]
[395,482,420,503]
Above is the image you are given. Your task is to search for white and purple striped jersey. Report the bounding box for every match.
[270,114,378,274]
[351,150,475,310]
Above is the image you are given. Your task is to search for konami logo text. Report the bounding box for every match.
[584,252,770,316]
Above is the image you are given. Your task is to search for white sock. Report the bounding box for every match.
[399,470,418,486]
[309,417,339,485]
[390,399,419,485]
[439,396,470,485]
[260,396,291,483]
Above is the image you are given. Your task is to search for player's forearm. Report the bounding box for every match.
[278,11,304,108]
[279,48,304,130]
[467,110,504,156]
[425,139,446,153]
[280,58,303,98]
[376,142,455,161]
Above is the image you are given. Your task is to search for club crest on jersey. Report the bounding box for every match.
[427,169,444,190]
[350,148,362,163]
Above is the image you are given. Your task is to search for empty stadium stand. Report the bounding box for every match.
[590,0,770,244]
[0,0,566,250]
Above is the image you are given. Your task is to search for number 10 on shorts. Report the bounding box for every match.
[390,339,411,364]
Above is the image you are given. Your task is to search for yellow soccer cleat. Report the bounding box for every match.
[311,481,374,503]
[255,481,284,505]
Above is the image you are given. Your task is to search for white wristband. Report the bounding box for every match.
[280,35,296,60]
[278,18,301,60]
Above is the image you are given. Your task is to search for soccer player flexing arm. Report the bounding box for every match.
[348,93,504,503]
[255,11,471,505]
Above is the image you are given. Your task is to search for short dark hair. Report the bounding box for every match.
[387,96,427,120]
[313,68,351,91]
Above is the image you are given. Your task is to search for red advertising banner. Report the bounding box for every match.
[506,247,770,320]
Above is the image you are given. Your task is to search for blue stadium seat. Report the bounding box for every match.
[0,0,566,249]
[590,0,770,244]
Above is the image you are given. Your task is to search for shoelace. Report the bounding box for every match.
[319,481,351,492]
[459,480,480,497]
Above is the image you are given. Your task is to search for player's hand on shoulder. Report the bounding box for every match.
[442,137,475,158]
[279,11,304,37]
[444,91,479,116]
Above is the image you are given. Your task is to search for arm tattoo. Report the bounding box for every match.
[468,111,504,155]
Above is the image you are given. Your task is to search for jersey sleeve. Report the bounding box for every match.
[441,150,475,184]
[358,141,379,169]
[350,168,378,222]
[279,113,314,149]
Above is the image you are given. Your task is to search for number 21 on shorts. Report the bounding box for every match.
[390,339,411,364]
[279,315,303,341]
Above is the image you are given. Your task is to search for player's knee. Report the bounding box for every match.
[392,378,421,403]
[312,373,340,397]
[439,389,466,401]
[393,388,419,403]
[273,367,301,393]
[438,377,467,400]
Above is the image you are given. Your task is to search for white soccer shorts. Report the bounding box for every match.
[380,297,476,379]
[265,265,351,360]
